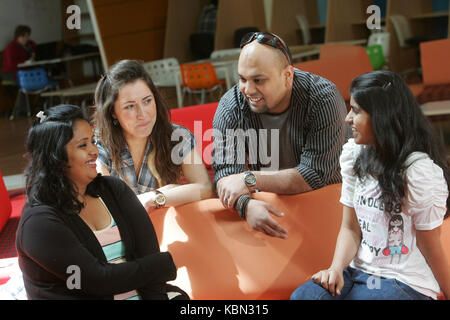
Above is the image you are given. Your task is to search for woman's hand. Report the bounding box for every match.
[311,268,344,297]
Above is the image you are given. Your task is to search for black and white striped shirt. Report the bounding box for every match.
[212,68,348,190]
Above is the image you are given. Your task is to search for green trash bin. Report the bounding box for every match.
[366,44,385,70]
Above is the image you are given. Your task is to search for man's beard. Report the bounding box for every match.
[248,101,269,114]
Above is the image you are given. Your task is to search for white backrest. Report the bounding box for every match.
[389,15,413,48]
[210,48,241,61]
[228,60,239,85]
[143,58,180,87]
[211,49,241,85]
[296,14,311,45]
[368,32,391,59]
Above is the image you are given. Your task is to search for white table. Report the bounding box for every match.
[17,52,100,68]
[421,100,450,116]
[421,99,450,143]
[41,82,97,109]
[41,82,97,98]
[18,52,101,86]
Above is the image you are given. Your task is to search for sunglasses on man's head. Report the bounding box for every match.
[240,32,293,66]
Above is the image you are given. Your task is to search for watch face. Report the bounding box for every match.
[155,193,166,206]
[245,173,256,186]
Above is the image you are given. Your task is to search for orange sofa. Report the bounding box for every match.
[1,183,449,299]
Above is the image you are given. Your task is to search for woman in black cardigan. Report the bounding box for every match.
[16,104,188,300]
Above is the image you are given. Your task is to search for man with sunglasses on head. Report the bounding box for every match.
[212,32,347,239]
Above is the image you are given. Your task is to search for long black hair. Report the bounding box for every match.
[25,104,97,215]
[350,70,449,218]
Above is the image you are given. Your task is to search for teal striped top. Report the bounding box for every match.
[93,198,142,300]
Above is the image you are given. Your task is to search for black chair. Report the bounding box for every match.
[0,72,18,117]
[34,42,58,61]
[233,27,260,48]
[190,32,215,60]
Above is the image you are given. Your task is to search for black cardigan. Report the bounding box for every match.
[16,175,177,300]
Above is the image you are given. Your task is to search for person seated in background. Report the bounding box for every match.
[290,70,450,300]
[16,104,188,300]
[189,0,218,60]
[1,25,36,82]
[197,0,218,34]
[94,60,213,211]
[212,32,348,239]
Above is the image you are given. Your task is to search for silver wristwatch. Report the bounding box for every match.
[152,189,166,208]
[243,171,257,190]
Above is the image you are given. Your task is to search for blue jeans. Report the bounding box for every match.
[290,267,432,300]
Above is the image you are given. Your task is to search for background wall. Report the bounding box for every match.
[163,0,204,62]
[215,0,266,50]
[89,0,168,68]
[264,0,272,30]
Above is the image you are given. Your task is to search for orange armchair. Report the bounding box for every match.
[420,38,450,86]
[179,63,225,106]
[416,38,450,104]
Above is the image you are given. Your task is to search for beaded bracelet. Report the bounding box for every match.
[236,194,252,220]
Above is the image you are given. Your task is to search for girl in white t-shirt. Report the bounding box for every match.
[291,70,449,300]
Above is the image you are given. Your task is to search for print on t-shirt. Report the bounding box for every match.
[353,179,411,266]
[382,215,409,264]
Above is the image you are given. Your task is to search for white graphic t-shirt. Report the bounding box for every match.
[339,139,448,299]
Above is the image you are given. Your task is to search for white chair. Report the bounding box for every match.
[389,15,413,49]
[296,14,311,45]
[143,58,183,108]
[210,48,241,61]
[389,14,435,78]
[210,48,241,86]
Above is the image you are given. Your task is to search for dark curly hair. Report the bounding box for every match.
[25,104,98,215]
[350,70,449,219]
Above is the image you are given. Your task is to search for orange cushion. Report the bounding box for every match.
[420,39,450,86]
[295,51,373,102]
